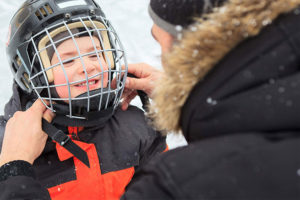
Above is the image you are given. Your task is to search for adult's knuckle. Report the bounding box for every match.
[13,111,22,117]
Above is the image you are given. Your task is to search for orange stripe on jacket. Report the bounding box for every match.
[48,140,135,200]
[163,145,169,152]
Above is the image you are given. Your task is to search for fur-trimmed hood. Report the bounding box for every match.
[150,0,300,133]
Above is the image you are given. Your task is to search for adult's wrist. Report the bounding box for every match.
[0,160,35,182]
[0,154,34,167]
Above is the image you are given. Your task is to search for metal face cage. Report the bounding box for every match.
[18,16,127,119]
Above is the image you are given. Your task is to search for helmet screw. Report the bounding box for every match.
[65,13,71,19]
[90,9,95,15]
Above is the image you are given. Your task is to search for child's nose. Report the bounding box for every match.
[78,57,97,74]
[77,56,108,76]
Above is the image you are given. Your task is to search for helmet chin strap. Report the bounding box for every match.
[41,88,119,168]
[24,88,119,168]
[54,88,115,114]
[52,88,119,121]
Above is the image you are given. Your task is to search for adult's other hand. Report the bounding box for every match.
[0,99,55,166]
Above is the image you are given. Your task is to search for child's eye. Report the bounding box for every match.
[63,59,74,67]
[89,54,100,60]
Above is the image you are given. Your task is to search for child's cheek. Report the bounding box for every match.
[104,72,109,87]
[53,70,69,99]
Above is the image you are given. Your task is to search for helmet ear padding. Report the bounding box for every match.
[38,20,114,83]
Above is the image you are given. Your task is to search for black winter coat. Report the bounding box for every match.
[122,1,300,199]
[0,84,166,199]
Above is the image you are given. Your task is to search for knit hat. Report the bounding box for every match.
[149,0,226,36]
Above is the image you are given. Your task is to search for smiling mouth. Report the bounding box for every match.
[74,79,100,87]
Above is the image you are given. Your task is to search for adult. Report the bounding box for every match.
[2,0,300,199]
[123,0,300,199]
[120,0,226,110]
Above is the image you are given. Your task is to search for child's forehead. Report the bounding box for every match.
[57,36,101,50]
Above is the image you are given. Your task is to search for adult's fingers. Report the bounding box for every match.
[111,78,118,89]
[121,88,133,99]
[28,99,47,117]
[121,90,137,111]
[43,109,55,123]
[111,71,126,89]
[127,63,156,78]
[127,64,144,77]
[112,76,147,91]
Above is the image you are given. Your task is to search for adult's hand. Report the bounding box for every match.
[113,63,163,110]
[0,99,55,166]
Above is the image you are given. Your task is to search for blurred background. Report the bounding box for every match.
[0,0,187,149]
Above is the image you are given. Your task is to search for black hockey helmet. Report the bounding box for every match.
[6,0,128,122]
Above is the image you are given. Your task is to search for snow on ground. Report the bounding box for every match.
[0,0,187,149]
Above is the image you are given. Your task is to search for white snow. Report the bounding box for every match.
[0,0,187,149]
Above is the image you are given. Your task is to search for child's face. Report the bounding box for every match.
[51,36,108,99]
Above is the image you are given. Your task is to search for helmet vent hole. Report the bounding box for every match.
[11,63,18,73]
[21,75,30,89]
[15,55,22,67]
[23,72,30,82]
[39,7,47,17]
[45,4,53,14]
[35,11,43,20]
[35,4,53,20]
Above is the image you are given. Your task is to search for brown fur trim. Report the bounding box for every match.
[149,0,300,133]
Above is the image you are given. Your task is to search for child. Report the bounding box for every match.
[0,0,166,199]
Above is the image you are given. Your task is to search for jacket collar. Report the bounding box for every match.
[149,0,300,133]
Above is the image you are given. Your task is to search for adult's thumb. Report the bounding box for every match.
[29,99,47,116]
[125,77,147,91]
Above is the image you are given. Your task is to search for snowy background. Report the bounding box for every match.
[0,0,187,149]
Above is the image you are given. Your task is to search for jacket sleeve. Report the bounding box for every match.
[0,160,51,200]
[0,116,50,200]
[124,106,167,169]
[0,116,6,151]
[122,153,176,200]
[138,127,167,169]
